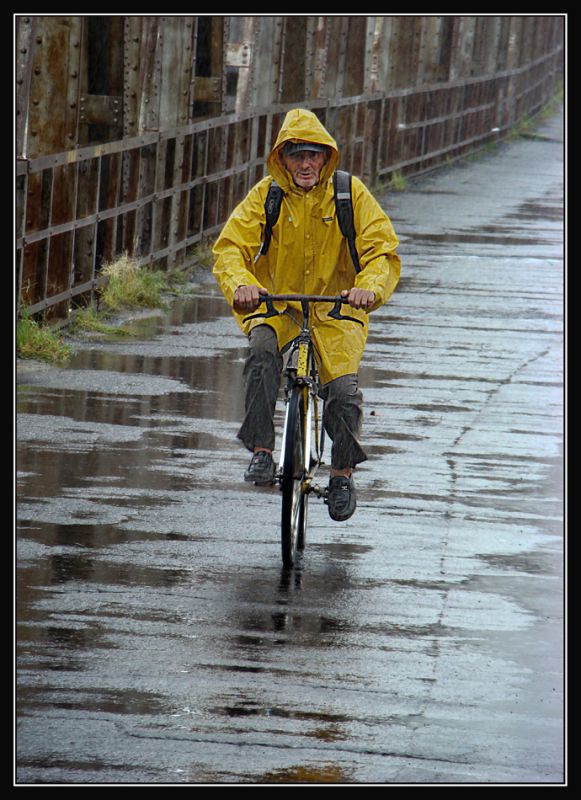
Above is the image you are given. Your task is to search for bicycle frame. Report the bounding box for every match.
[242,293,363,566]
[277,300,322,493]
[244,294,361,494]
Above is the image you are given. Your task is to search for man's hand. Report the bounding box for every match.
[233,285,268,313]
[341,288,375,310]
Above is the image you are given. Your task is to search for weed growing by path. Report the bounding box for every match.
[100,254,169,311]
[16,313,71,363]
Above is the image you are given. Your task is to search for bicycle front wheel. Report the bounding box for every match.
[281,386,308,568]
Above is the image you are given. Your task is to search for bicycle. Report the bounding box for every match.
[243,294,363,568]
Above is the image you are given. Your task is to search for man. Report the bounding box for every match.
[213,108,400,521]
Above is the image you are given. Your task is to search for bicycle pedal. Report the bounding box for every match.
[309,483,328,500]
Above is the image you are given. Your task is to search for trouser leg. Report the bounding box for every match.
[320,374,367,470]
[237,325,282,452]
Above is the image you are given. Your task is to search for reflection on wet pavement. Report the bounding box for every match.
[16,114,564,785]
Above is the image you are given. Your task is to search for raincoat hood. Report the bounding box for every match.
[267,108,339,191]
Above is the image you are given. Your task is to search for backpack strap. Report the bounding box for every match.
[254,179,284,263]
[256,172,361,273]
[333,169,361,273]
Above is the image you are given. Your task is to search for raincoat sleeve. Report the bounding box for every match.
[351,177,401,311]
[212,180,269,307]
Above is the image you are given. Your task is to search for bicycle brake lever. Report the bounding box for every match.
[327,299,365,326]
[242,296,281,323]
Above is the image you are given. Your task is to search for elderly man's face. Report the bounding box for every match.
[280,149,329,190]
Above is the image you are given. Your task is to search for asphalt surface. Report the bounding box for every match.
[16,111,565,785]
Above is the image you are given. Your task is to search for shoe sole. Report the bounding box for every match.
[244,473,275,485]
[328,506,356,522]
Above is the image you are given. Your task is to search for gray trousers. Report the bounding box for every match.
[237,325,367,470]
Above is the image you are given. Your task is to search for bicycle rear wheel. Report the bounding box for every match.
[281,386,308,568]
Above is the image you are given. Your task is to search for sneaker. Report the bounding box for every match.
[326,475,356,521]
[244,451,275,485]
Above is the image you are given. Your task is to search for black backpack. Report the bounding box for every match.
[255,169,361,273]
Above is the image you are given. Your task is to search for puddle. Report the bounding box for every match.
[403,231,552,247]
[17,686,166,716]
[257,764,353,783]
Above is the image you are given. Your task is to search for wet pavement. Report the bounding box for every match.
[16,112,565,785]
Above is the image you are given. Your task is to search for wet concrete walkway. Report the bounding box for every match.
[16,111,564,785]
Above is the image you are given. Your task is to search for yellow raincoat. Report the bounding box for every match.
[212,108,400,384]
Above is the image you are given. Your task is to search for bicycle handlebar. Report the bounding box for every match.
[257,293,350,304]
[243,293,364,326]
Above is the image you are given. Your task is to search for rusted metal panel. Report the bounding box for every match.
[233,19,256,113]
[304,16,317,100]
[24,16,83,157]
[136,16,162,131]
[417,16,444,85]
[270,18,286,105]
[366,17,384,93]
[170,135,188,267]
[123,16,141,138]
[472,16,501,76]
[250,16,283,108]
[226,40,252,69]
[246,115,259,191]
[279,16,308,103]
[363,98,382,183]
[388,16,424,90]
[16,16,38,158]
[79,94,122,127]
[342,17,367,97]
[19,17,82,313]
[351,102,365,177]
[73,157,99,295]
[155,17,196,266]
[192,16,224,118]
[159,17,196,128]
[78,16,124,145]
[334,17,349,99]
[309,16,328,99]
[450,16,477,80]
[362,17,377,94]
[193,78,222,104]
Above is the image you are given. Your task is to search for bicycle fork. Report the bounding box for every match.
[277,339,328,500]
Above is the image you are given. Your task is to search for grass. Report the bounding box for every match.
[70,254,182,338]
[16,313,71,363]
[99,254,169,311]
[508,114,536,141]
[389,170,408,192]
[69,305,135,337]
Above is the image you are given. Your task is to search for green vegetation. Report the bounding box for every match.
[389,170,408,192]
[509,86,563,141]
[16,313,71,363]
[99,254,169,311]
[69,305,134,337]
[509,113,535,141]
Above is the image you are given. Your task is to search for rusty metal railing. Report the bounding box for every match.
[16,46,562,318]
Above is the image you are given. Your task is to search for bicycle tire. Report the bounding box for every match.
[281,386,308,568]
